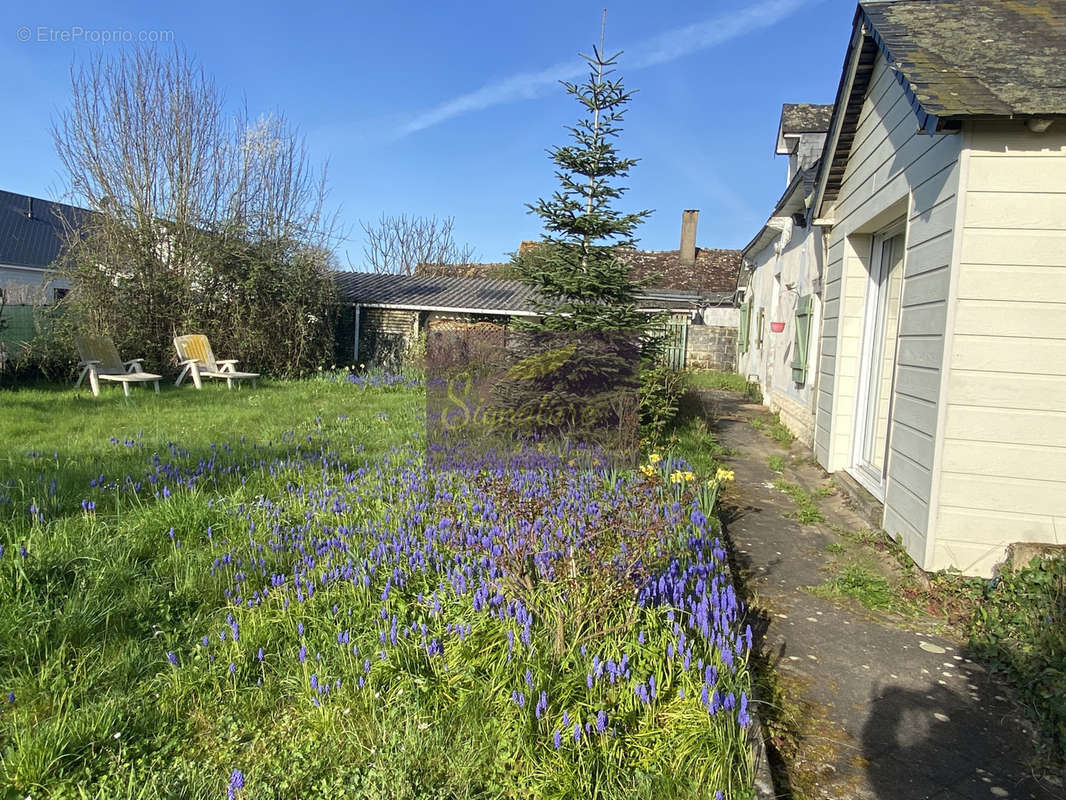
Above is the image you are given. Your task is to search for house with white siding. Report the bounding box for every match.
[810,0,1066,576]
[0,190,80,301]
[738,104,833,445]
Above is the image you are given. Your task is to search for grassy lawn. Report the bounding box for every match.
[0,378,755,798]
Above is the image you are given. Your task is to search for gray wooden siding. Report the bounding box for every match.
[815,52,962,567]
[814,239,844,465]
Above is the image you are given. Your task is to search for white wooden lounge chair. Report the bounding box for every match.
[75,334,161,397]
[174,334,259,390]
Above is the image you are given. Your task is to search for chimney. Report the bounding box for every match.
[680,209,698,266]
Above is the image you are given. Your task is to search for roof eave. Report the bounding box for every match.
[812,8,868,220]
[741,167,812,258]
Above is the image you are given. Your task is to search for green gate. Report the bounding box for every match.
[660,314,689,370]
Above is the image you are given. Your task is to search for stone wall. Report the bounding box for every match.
[685,324,737,371]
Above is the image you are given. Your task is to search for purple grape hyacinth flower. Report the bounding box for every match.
[228,768,244,799]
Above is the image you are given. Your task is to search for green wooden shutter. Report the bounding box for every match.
[791,295,813,384]
[738,297,751,353]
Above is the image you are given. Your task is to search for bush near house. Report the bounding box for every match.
[967,556,1066,764]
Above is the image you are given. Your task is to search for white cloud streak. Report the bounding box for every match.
[397,0,809,136]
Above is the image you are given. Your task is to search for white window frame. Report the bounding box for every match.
[850,220,906,500]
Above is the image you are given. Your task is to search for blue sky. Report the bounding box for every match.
[1,0,858,265]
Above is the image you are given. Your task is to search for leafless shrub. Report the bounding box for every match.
[359,214,477,276]
[50,47,339,375]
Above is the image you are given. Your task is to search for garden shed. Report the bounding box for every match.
[331,271,539,366]
[331,269,728,369]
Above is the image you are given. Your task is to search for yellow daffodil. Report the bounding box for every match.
[683,471,696,482]
[648,453,662,464]
[639,465,656,477]
[715,468,735,482]
[669,470,684,484]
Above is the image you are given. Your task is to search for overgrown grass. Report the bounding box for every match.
[771,480,824,526]
[687,371,761,403]
[766,455,786,474]
[809,565,895,611]
[0,378,756,798]
[967,556,1066,765]
[747,415,793,446]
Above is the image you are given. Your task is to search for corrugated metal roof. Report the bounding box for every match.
[0,190,89,270]
[333,271,540,315]
[332,271,732,314]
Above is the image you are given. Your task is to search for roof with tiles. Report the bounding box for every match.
[414,244,742,296]
[861,0,1066,120]
[779,103,835,134]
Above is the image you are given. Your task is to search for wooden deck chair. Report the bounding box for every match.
[75,335,161,397]
[174,334,259,390]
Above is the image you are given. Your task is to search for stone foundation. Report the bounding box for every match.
[768,389,816,447]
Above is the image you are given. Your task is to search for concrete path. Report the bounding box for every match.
[699,390,1062,800]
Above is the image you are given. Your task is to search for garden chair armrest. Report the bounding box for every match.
[79,359,101,367]
[124,358,145,373]
[178,358,199,366]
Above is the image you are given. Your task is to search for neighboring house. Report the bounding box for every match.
[0,190,83,300]
[737,104,833,445]
[412,210,743,371]
[809,0,1066,576]
[0,190,85,358]
[622,211,741,371]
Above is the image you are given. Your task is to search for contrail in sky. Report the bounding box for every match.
[397,0,809,136]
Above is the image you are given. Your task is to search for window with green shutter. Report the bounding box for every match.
[738,296,751,353]
[791,294,813,384]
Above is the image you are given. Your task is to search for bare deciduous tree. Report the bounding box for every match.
[49,47,339,375]
[359,214,477,276]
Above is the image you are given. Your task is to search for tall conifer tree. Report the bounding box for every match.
[515,32,651,333]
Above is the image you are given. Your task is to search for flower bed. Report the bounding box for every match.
[0,384,753,798]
